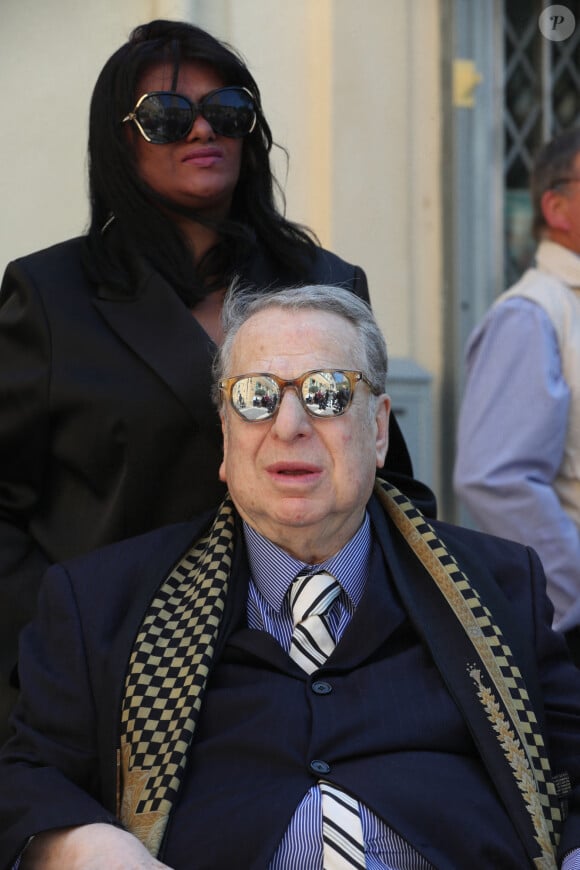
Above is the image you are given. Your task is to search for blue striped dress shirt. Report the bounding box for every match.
[243,515,433,870]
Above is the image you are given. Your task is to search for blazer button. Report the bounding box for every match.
[312,680,333,695]
[310,759,331,775]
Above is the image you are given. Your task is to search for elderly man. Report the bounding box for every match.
[2,285,580,869]
[454,128,580,661]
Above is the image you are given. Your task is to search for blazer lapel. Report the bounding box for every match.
[94,261,215,419]
[367,495,557,867]
[325,537,408,670]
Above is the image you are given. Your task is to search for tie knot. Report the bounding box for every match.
[289,570,341,627]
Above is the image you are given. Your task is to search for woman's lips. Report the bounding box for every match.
[182,147,224,167]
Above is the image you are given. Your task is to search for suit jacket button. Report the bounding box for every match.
[310,759,331,775]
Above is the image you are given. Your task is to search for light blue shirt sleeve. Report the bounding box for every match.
[563,849,580,870]
[454,297,580,630]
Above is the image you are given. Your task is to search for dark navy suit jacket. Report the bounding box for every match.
[1,492,580,868]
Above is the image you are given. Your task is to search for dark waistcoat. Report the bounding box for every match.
[160,541,533,870]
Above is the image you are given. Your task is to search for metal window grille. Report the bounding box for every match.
[503,0,580,285]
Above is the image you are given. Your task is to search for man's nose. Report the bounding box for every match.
[270,388,312,439]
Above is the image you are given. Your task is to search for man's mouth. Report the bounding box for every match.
[267,462,321,479]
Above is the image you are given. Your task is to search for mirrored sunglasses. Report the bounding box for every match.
[219,370,380,422]
[122,86,257,144]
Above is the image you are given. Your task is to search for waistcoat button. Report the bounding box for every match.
[312,680,333,695]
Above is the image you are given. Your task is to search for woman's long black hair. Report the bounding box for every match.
[84,19,317,305]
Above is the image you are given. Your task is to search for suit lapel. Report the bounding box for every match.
[367,495,557,867]
[94,261,215,419]
[324,537,407,669]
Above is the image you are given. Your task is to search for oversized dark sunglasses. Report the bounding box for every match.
[122,86,257,144]
[219,370,380,422]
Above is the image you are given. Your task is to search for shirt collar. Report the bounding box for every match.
[243,514,372,612]
[536,239,580,289]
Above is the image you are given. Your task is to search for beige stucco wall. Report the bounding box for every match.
[1,0,146,264]
[0,0,442,496]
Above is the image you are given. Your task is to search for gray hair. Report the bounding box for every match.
[212,283,388,408]
[531,127,580,240]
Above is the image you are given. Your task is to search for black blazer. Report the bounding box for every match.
[0,236,413,701]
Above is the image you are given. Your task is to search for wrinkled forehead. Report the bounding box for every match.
[229,307,362,375]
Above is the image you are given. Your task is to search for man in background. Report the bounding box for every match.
[455,127,580,662]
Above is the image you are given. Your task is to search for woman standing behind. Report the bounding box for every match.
[0,19,412,737]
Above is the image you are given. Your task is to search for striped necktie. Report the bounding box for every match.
[288,570,366,869]
[289,569,341,674]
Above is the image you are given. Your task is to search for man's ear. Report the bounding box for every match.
[541,189,572,232]
[374,395,391,468]
[218,411,228,483]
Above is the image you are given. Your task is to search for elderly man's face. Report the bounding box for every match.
[219,307,390,562]
[563,152,580,254]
